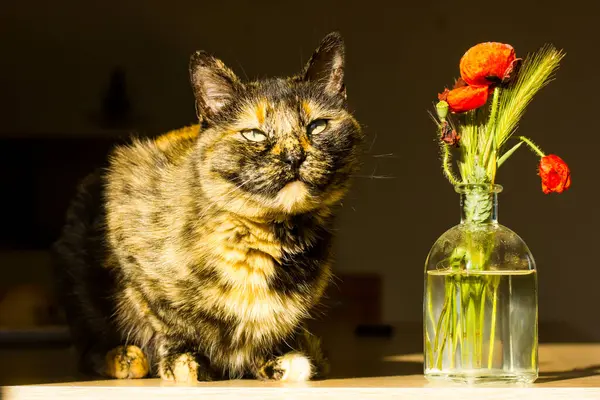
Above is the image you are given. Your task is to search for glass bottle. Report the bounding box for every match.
[424,184,538,384]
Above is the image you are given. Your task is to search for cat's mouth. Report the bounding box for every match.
[275,180,311,212]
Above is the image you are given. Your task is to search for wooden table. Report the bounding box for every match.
[2,323,600,399]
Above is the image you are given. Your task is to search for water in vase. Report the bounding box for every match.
[424,269,538,384]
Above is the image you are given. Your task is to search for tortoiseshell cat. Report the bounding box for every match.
[54,32,363,382]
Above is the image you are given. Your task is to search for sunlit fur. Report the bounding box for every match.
[53,32,362,382]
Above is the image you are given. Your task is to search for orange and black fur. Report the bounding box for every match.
[53,32,363,382]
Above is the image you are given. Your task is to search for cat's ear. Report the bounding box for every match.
[189,51,243,120]
[302,32,345,97]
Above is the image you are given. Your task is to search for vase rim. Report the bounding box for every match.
[454,183,503,194]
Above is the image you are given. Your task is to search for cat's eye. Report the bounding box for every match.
[241,129,268,142]
[307,119,328,136]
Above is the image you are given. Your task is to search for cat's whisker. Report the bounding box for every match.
[234,59,250,81]
[367,132,378,153]
[351,174,396,179]
[281,336,297,353]
[371,153,398,158]
[125,326,133,347]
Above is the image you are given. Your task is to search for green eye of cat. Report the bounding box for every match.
[241,129,268,142]
[307,119,328,136]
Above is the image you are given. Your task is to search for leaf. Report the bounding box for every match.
[497,141,524,167]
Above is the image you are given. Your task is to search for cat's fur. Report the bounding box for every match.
[53,32,363,382]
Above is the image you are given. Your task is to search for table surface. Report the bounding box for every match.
[2,323,600,399]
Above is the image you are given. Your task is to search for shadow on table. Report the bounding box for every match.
[536,321,600,384]
[537,365,600,384]
[314,320,600,379]
[312,322,425,379]
[327,359,423,379]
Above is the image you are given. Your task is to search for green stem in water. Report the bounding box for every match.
[448,282,456,369]
[434,278,452,369]
[477,281,486,368]
[426,273,436,368]
[468,292,477,368]
[451,277,461,368]
[427,275,436,336]
[434,311,450,370]
[425,330,434,368]
[488,278,499,369]
[518,136,546,157]
[460,280,468,366]
[532,302,539,368]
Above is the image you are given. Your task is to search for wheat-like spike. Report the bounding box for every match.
[495,45,564,148]
[464,188,493,223]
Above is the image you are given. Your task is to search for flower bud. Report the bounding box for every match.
[436,101,449,120]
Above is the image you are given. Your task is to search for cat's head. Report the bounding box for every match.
[190,32,363,218]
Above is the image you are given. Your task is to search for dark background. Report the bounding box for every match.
[0,0,596,339]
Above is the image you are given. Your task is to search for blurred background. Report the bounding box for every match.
[0,0,597,384]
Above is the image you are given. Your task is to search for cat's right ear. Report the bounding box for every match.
[302,32,346,98]
[189,51,243,121]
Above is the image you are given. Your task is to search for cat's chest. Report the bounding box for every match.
[203,249,306,324]
[200,219,310,325]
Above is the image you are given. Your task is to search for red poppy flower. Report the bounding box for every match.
[436,42,517,114]
[460,42,517,86]
[444,85,490,113]
[539,154,571,194]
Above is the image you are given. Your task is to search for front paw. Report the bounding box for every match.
[159,353,199,383]
[258,352,313,382]
[104,345,149,379]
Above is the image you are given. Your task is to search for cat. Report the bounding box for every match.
[53,32,364,382]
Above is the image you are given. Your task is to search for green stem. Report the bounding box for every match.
[487,150,497,182]
[488,278,499,369]
[434,278,452,369]
[435,309,450,370]
[532,303,539,368]
[448,281,456,369]
[451,277,460,368]
[427,274,436,334]
[468,292,477,368]
[425,330,434,368]
[461,280,468,366]
[497,141,523,167]
[478,281,486,368]
[518,136,546,157]
[442,145,461,185]
[426,276,435,368]
[482,87,501,168]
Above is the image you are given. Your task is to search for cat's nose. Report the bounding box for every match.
[281,148,306,169]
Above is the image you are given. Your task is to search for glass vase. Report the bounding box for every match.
[423,184,538,384]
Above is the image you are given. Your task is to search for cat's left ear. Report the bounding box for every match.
[189,51,243,121]
[302,32,346,98]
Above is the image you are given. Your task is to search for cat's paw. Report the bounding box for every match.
[258,352,313,382]
[104,345,149,379]
[159,353,199,383]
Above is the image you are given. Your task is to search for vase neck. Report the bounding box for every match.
[455,184,502,225]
